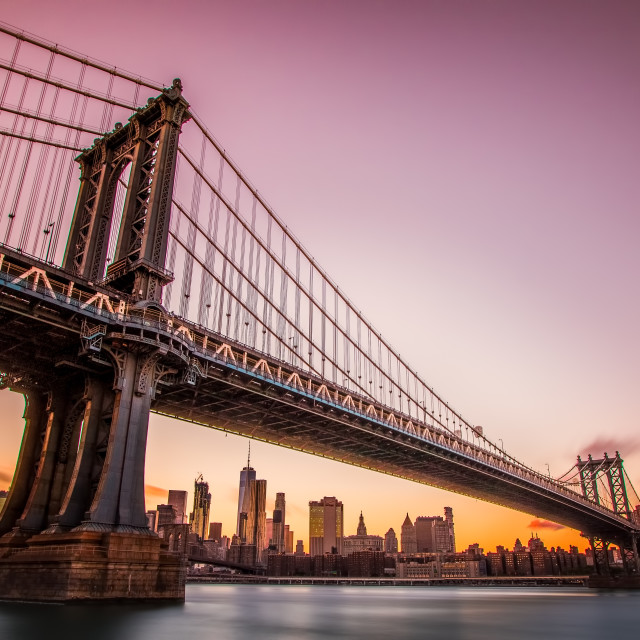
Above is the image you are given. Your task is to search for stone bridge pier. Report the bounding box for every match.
[0,345,186,602]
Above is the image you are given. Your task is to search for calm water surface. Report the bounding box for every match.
[1,584,638,640]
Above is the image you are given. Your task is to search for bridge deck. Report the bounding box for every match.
[0,245,635,541]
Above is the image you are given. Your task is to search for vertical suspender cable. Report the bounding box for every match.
[1,73,31,241]
[16,51,55,251]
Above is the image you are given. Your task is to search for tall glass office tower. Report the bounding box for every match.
[236,445,256,536]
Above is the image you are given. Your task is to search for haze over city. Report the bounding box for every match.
[0,0,638,555]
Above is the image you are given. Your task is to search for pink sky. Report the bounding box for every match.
[0,1,639,552]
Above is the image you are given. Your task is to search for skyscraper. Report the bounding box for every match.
[266,518,274,548]
[208,522,222,541]
[189,475,211,541]
[168,489,188,524]
[273,492,286,552]
[309,496,344,556]
[356,511,367,536]
[414,508,456,553]
[384,528,398,553]
[401,513,417,553]
[156,503,178,529]
[236,445,256,536]
[444,506,456,552]
[242,477,267,562]
[415,516,438,552]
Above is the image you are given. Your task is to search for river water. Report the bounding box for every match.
[1,584,638,640]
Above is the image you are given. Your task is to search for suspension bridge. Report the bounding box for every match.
[0,24,637,601]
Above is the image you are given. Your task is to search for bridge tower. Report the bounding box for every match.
[64,78,188,302]
[0,82,191,602]
[577,453,640,581]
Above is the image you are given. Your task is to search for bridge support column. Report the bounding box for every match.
[590,537,610,577]
[77,349,155,533]
[13,381,86,535]
[619,535,640,576]
[0,351,186,601]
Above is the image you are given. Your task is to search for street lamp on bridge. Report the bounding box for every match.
[43,222,54,263]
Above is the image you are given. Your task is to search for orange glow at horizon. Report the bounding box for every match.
[1,392,586,555]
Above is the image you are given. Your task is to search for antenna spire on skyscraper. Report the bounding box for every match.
[247,441,251,469]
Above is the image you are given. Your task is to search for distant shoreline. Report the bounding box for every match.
[187,575,589,587]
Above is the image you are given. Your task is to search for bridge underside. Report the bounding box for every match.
[152,369,632,542]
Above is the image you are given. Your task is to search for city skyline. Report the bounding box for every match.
[146,459,595,555]
[0,1,638,555]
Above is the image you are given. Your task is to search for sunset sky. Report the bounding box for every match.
[0,1,638,553]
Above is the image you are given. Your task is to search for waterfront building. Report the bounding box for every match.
[267,553,297,576]
[396,550,486,578]
[228,542,258,566]
[400,513,417,553]
[384,528,398,553]
[395,555,438,578]
[514,551,533,576]
[347,551,385,577]
[486,551,505,576]
[531,550,554,575]
[168,489,188,524]
[309,496,344,556]
[440,556,486,578]
[504,551,517,576]
[189,475,211,541]
[267,553,314,576]
[313,553,346,576]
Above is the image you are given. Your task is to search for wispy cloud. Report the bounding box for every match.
[528,518,565,531]
[578,437,640,458]
[145,484,168,499]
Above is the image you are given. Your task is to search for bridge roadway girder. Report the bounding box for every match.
[0,245,637,548]
[154,371,635,541]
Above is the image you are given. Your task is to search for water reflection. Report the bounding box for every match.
[1,585,638,640]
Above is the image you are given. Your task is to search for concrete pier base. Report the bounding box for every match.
[0,531,186,602]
